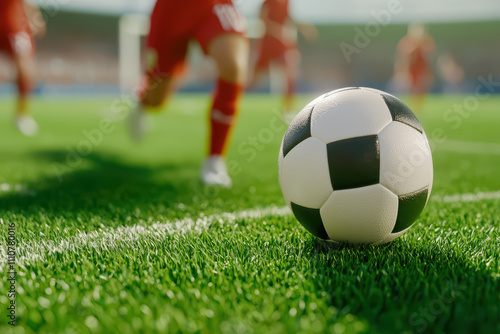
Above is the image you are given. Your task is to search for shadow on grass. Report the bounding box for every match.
[0,150,210,217]
[301,237,498,334]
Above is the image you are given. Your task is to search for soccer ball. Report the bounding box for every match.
[278,87,433,245]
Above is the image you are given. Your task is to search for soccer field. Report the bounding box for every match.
[1,94,499,333]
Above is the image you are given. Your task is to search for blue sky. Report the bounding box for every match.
[36,0,500,23]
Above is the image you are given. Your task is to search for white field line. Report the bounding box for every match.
[2,189,500,268]
[0,206,291,268]
[0,183,36,196]
[434,139,500,156]
[436,190,500,203]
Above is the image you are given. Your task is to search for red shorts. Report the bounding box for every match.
[0,30,34,57]
[146,0,247,77]
[255,35,296,70]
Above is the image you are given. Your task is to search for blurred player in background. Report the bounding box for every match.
[437,53,465,94]
[394,23,435,113]
[250,0,318,116]
[130,0,248,188]
[0,0,45,136]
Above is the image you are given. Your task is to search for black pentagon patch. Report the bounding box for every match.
[327,135,380,190]
[392,187,428,233]
[382,94,424,133]
[291,202,329,239]
[282,105,313,157]
[325,87,360,97]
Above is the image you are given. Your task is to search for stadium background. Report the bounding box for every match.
[0,0,499,96]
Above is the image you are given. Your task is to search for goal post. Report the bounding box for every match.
[118,14,150,93]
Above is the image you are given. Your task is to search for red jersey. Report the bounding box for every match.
[263,0,289,25]
[0,0,30,34]
[397,36,434,74]
[146,0,246,76]
[255,0,296,70]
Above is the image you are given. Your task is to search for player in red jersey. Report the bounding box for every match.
[250,0,317,115]
[0,0,45,136]
[394,23,435,113]
[130,0,249,187]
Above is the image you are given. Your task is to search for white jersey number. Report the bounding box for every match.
[213,4,247,33]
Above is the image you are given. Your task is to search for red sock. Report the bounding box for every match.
[209,79,243,156]
[17,73,32,97]
[285,76,295,101]
[16,76,32,115]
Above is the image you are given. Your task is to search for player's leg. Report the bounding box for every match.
[130,69,180,140]
[207,33,248,154]
[130,76,173,140]
[9,32,38,136]
[248,62,267,90]
[139,47,188,109]
[192,2,248,186]
[410,83,426,114]
[129,1,189,140]
[248,39,271,90]
[200,33,249,187]
[130,47,188,140]
[409,68,427,113]
[251,36,297,117]
[282,47,300,115]
[140,75,176,108]
[14,54,35,113]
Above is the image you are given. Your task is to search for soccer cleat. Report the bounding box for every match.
[129,104,147,141]
[15,114,38,137]
[200,155,232,188]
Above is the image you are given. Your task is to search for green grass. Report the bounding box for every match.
[0,94,499,334]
